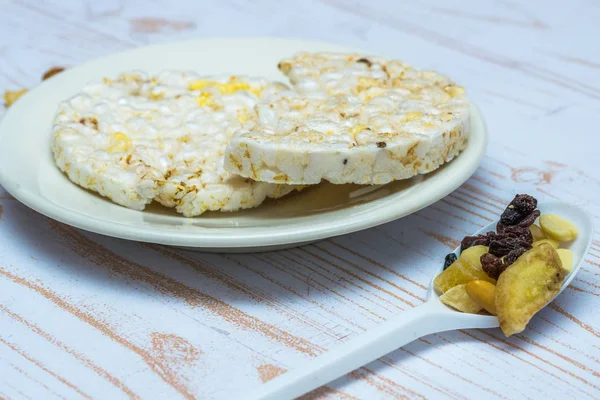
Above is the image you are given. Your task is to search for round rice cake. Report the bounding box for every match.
[51,71,299,216]
[225,52,471,185]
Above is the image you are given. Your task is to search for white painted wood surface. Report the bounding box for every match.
[1,0,599,399]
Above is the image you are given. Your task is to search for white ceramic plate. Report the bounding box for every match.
[0,37,487,252]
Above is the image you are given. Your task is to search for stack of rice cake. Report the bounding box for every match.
[51,53,470,216]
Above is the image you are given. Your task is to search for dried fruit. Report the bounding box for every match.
[434,194,577,335]
[460,245,488,268]
[465,280,497,315]
[499,208,522,226]
[500,194,538,226]
[439,284,482,313]
[533,238,559,249]
[443,253,457,270]
[4,66,66,109]
[556,248,573,274]
[481,253,506,280]
[529,224,547,241]
[501,225,533,244]
[463,225,532,253]
[517,210,541,228]
[513,194,537,214]
[539,214,578,242]
[496,221,506,233]
[461,232,493,251]
[434,257,496,293]
[495,244,563,336]
[504,247,528,266]
[42,66,65,80]
[3,89,27,108]
[489,238,531,257]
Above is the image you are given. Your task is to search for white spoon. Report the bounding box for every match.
[251,201,593,400]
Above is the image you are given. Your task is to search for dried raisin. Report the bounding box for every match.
[500,194,538,226]
[517,210,540,228]
[500,207,523,226]
[443,253,457,270]
[481,253,506,280]
[512,194,538,215]
[450,193,539,280]
[504,247,528,266]
[489,239,531,257]
[501,225,533,244]
[461,232,494,251]
[496,220,506,233]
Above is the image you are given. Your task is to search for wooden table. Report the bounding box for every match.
[1,0,599,398]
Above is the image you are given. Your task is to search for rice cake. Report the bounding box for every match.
[51,71,299,216]
[225,52,471,185]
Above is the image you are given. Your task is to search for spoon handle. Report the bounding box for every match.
[251,301,459,400]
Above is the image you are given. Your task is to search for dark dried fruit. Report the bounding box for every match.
[504,247,528,266]
[443,253,457,270]
[500,194,538,226]
[460,236,477,250]
[496,220,506,233]
[512,194,538,215]
[500,207,522,226]
[464,233,490,249]
[452,193,539,280]
[482,244,530,279]
[489,239,531,257]
[500,225,533,244]
[463,224,534,254]
[499,210,539,232]
[517,210,540,228]
[376,141,387,148]
[461,231,497,251]
[481,253,506,280]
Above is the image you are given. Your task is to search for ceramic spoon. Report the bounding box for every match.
[251,201,593,400]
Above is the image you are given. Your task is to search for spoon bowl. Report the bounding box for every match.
[426,200,593,323]
[252,201,593,400]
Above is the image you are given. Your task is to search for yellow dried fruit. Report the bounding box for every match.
[5,67,65,109]
[495,244,563,336]
[3,89,27,108]
[532,238,559,249]
[529,224,547,241]
[42,66,65,80]
[434,257,496,294]
[539,214,578,242]
[556,248,573,274]
[439,284,482,313]
[460,245,489,268]
[465,280,497,315]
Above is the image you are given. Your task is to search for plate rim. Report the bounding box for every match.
[0,36,488,249]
